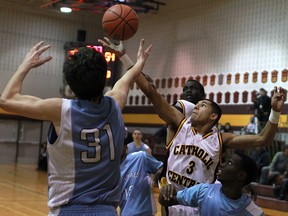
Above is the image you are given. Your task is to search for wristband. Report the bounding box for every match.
[119,54,134,70]
[269,109,280,124]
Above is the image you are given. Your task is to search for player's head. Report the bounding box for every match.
[182,79,205,104]
[217,152,257,186]
[132,129,142,142]
[63,47,107,100]
[192,99,222,127]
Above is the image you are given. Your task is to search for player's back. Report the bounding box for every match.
[47,97,125,211]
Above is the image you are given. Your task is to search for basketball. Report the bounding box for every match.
[102,4,139,41]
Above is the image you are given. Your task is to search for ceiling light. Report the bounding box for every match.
[60,7,72,13]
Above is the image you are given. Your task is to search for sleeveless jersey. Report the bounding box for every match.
[166,118,223,191]
[127,142,150,154]
[47,97,125,211]
[173,99,195,121]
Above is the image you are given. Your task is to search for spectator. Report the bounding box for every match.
[249,147,270,181]
[253,88,271,128]
[259,145,288,186]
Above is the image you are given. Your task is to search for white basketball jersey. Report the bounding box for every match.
[174,99,195,121]
[166,118,223,191]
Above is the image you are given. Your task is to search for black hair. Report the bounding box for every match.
[236,152,258,186]
[203,99,222,127]
[63,47,107,100]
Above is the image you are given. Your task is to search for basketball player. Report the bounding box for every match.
[158,152,264,216]
[97,38,285,215]
[120,145,163,215]
[127,128,152,155]
[0,39,152,215]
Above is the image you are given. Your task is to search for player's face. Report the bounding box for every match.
[132,130,142,141]
[191,100,214,123]
[182,81,204,104]
[216,154,241,183]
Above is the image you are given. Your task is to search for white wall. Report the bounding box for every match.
[0,1,104,98]
[0,0,287,104]
[124,0,288,105]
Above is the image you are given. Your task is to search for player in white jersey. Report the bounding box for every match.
[97,38,286,215]
[0,39,152,215]
[159,152,264,216]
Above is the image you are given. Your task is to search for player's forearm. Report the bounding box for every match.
[257,109,280,146]
[1,63,30,102]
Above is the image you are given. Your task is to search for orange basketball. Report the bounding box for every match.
[102,4,139,41]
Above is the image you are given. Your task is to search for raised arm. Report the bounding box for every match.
[105,39,152,110]
[222,86,286,149]
[98,38,183,127]
[0,41,61,122]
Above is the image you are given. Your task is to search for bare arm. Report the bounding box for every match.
[0,42,61,123]
[98,38,183,127]
[223,87,286,149]
[105,39,152,110]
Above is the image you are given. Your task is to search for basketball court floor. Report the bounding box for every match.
[0,164,286,216]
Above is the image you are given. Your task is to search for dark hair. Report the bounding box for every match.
[63,47,107,100]
[236,152,258,185]
[204,99,222,127]
[283,145,288,152]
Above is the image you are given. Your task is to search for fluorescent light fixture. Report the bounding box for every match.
[60,7,72,13]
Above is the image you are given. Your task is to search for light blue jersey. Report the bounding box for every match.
[127,142,150,154]
[120,151,163,216]
[47,97,125,215]
[177,183,264,216]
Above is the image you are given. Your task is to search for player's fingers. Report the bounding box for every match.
[144,44,152,55]
[38,45,51,55]
[34,41,45,51]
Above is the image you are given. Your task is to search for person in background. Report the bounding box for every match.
[249,147,270,181]
[0,39,152,215]
[260,145,288,185]
[253,88,271,129]
[119,143,163,215]
[158,152,264,216]
[127,128,152,155]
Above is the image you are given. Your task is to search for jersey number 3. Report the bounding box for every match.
[80,124,115,163]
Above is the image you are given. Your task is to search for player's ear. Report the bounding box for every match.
[210,113,218,122]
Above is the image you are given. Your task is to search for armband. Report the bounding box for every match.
[269,109,280,124]
[119,54,134,70]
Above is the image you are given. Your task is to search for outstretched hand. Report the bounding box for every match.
[136,39,152,65]
[23,41,52,69]
[271,86,287,112]
[98,37,125,57]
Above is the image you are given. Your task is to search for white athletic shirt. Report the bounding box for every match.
[166,118,223,191]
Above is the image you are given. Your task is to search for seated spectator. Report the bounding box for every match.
[127,129,152,155]
[259,145,288,186]
[249,147,270,181]
[244,116,258,134]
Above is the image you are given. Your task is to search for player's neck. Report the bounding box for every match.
[192,124,213,135]
[134,140,142,146]
[221,185,242,200]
